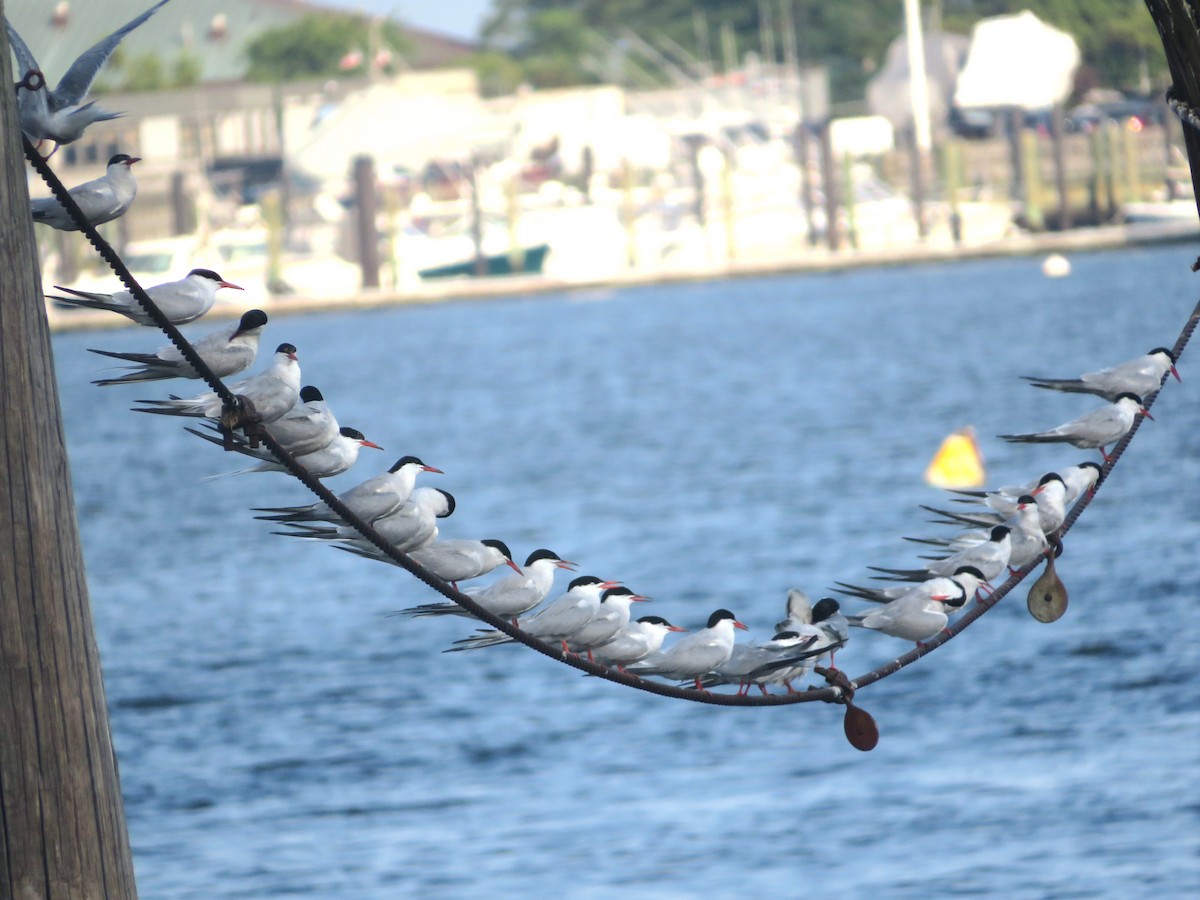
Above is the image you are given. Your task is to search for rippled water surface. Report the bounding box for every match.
[52,245,1200,897]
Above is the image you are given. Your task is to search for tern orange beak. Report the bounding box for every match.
[361,440,384,450]
[734,620,748,630]
[421,465,444,474]
[505,559,523,575]
[555,559,577,570]
[219,281,244,291]
[1139,407,1154,420]
[1171,365,1181,383]
[668,625,688,632]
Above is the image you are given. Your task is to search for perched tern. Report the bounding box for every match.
[6,0,173,150]
[256,455,442,525]
[908,497,1048,573]
[738,599,851,689]
[197,426,382,480]
[400,549,575,623]
[447,575,620,653]
[1022,347,1180,401]
[835,566,985,608]
[31,154,139,229]
[134,343,300,424]
[949,461,1102,509]
[626,609,748,691]
[283,487,454,554]
[846,569,984,645]
[49,268,243,326]
[999,393,1151,461]
[256,385,340,457]
[89,309,267,385]
[872,525,1012,585]
[403,538,520,586]
[593,616,686,671]
[567,586,650,660]
[924,472,1068,535]
[698,631,823,695]
[775,587,813,634]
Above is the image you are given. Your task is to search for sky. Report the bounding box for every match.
[320,0,495,41]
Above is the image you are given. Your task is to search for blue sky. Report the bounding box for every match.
[321,0,495,41]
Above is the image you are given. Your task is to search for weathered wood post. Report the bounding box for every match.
[0,8,139,897]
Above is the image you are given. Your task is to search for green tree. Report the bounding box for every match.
[244,14,414,83]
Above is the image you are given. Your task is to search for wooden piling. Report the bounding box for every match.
[0,9,139,896]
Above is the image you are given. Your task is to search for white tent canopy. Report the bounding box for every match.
[953,10,1080,110]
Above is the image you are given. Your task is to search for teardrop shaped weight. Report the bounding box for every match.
[843,703,879,751]
[1027,556,1068,623]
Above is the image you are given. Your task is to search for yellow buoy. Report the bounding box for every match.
[924,426,986,489]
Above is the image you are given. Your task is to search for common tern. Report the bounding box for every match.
[282,487,454,553]
[872,525,1012,585]
[1021,347,1180,401]
[908,497,1048,572]
[255,385,340,457]
[134,343,300,424]
[447,575,620,653]
[400,549,575,623]
[567,586,650,660]
[593,616,686,671]
[775,587,813,634]
[197,426,382,480]
[49,268,243,326]
[31,154,139,229]
[846,569,984,645]
[736,599,851,689]
[924,472,1068,535]
[89,309,268,385]
[835,566,985,608]
[625,609,748,691]
[999,393,1151,461]
[402,538,521,586]
[698,631,823,695]
[6,0,173,150]
[255,456,442,525]
[948,461,1101,510]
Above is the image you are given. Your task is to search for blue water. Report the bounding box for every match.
[52,245,1200,897]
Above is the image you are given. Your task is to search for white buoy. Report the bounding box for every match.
[1042,253,1071,277]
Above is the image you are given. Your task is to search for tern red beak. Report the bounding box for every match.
[219,281,244,291]
[1171,365,1181,383]
[597,580,622,591]
[505,559,523,575]
[361,440,384,450]
[733,620,748,630]
[668,625,688,632]
[1139,407,1154,420]
[125,156,141,166]
[421,465,444,474]
[556,559,577,570]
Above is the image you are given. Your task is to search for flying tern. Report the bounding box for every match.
[400,549,575,623]
[1021,347,1180,401]
[999,393,1151,461]
[134,343,300,424]
[31,154,139,229]
[49,268,243,325]
[6,0,173,150]
[89,309,268,385]
[626,608,748,691]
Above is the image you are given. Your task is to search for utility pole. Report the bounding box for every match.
[0,6,139,895]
